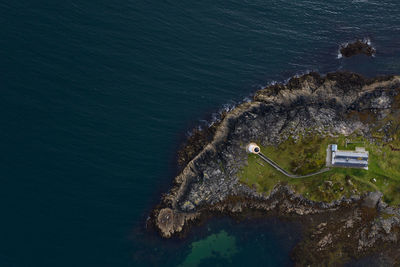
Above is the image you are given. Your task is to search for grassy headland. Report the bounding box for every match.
[239,132,400,205]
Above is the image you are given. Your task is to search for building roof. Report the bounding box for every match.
[334,150,368,159]
[333,157,368,165]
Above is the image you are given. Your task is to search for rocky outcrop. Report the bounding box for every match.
[150,72,400,265]
[176,121,222,169]
[153,208,199,238]
[339,39,376,58]
[291,190,400,265]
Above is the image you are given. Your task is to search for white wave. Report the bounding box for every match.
[243,96,252,103]
[207,102,237,127]
[189,91,258,134]
[283,70,314,83]
[336,38,374,59]
[337,41,348,59]
[361,37,372,46]
[294,70,314,78]
[188,72,317,135]
[269,81,278,86]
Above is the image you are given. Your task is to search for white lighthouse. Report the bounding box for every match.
[247,143,260,154]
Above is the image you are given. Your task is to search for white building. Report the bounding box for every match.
[247,143,260,154]
[329,144,368,170]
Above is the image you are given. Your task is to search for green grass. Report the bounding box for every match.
[239,133,400,205]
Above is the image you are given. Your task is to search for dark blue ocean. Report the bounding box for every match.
[2,0,400,266]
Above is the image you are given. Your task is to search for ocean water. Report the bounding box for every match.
[1,0,400,266]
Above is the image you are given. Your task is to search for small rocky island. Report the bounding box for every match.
[340,39,376,58]
[150,72,400,265]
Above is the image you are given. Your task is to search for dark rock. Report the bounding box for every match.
[177,119,222,168]
[340,39,376,58]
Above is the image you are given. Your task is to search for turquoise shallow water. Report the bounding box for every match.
[1,0,400,266]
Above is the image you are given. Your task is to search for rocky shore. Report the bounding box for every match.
[150,72,400,265]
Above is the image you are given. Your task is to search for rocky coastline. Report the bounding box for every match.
[150,71,400,265]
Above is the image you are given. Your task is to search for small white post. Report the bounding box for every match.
[247,143,260,154]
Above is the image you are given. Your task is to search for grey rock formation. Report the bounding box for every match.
[362,191,383,209]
